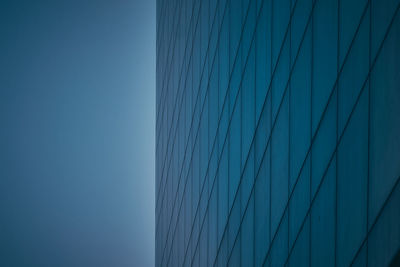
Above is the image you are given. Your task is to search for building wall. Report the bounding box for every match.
[156,0,400,266]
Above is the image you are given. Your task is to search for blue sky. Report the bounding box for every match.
[0,1,155,266]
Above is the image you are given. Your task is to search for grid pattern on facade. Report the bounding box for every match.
[156,0,400,266]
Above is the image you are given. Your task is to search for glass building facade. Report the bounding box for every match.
[156,0,400,266]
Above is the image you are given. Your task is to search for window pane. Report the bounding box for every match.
[337,87,368,267]
[312,0,338,133]
[311,158,336,267]
[369,12,400,227]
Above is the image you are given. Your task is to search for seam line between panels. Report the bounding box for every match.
[155,0,205,225]
[156,0,220,219]
[156,0,195,149]
[179,0,257,264]
[223,0,314,264]
[349,2,400,265]
[309,1,313,264]
[366,2,372,266]
[211,0,304,263]
[156,0,185,122]
[158,0,204,264]
[335,0,340,265]
[159,0,228,264]
[280,2,400,266]
[259,1,371,265]
[156,0,223,245]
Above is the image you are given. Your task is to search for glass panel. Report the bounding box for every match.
[290,0,312,58]
[272,37,289,119]
[311,158,336,267]
[255,146,271,267]
[255,0,272,120]
[271,93,289,234]
[311,90,337,198]
[369,12,400,227]
[242,45,256,162]
[337,87,368,267]
[351,242,367,267]
[289,26,311,191]
[218,145,229,243]
[371,0,400,57]
[339,0,368,64]
[270,211,288,267]
[368,179,400,266]
[312,0,338,134]
[241,193,255,266]
[288,216,310,267]
[338,10,369,134]
[289,157,310,248]
[272,0,290,66]
[229,93,241,209]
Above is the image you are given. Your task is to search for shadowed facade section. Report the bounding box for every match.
[156,0,400,266]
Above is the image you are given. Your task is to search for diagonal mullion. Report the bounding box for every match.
[157,0,225,264]
[155,0,220,237]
